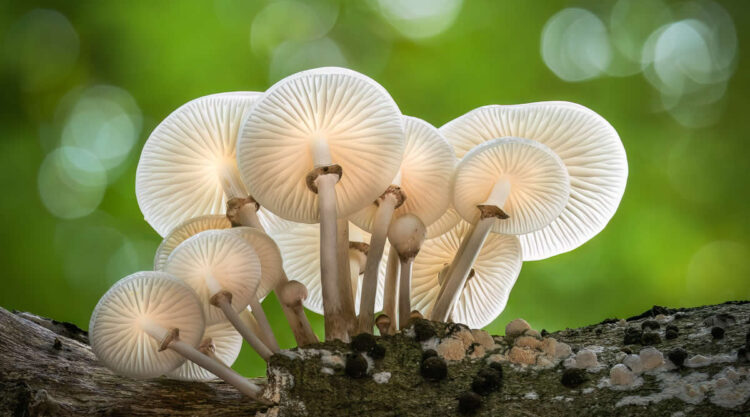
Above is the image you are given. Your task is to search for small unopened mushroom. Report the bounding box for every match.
[351,116,455,334]
[441,102,628,260]
[135,92,291,237]
[167,320,242,381]
[89,272,265,400]
[163,230,272,361]
[277,280,319,346]
[430,137,569,321]
[375,314,392,336]
[238,67,404,341]
[387,214,427,329]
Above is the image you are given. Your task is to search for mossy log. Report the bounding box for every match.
[1,302,748,416]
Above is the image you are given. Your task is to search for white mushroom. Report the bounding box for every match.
[425,207,462,240]
[89,271,265,400]
[412,221,522,328]
[276,280,320,346]
[237,67,404,340]
[387,214,426,329]
[135,92,291,237]
[153,215,231,270]
[440,102,628,260]
[166,320,242,381]
[350,116,455,333]
[163,230,272,361]
[381,247,399,334]
[430,137,570,321]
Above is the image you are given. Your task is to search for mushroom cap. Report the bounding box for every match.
[224,226,284,300]
[154,215,232,270]
[166,320,242,381]
[350,116,455,231]
[271,222,387,315]
[440,102,628,260]
[387,213,426,259]
[453,137,570,235]
[412,221,522,328]
[163,230,262,324]
[237,67,405,223]
[425,207,461,239]
[89,271,205,379]
[135,92,292,236]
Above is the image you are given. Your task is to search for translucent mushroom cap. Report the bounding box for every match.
[350,116,456,231]
[425,207,462,239]
[453,137,570,235]
[163,230,262,324]
[135,92,291,237]
[411,222,522,328]
[154,215,232,270]
[271,222,386,315]
[89,271,205,379]
[237,67,405,223]
[166,320,242,381]
[441,102,628,260]
[225,226,284,300]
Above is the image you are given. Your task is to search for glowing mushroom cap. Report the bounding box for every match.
[441,102,628,260]
[237,67,405,223]
[453,137,570,235]
[272,222,387,315]
[154,215,232,270]
[425,207,462,239]
[166,320,242,381]
[350,116,455,231]
[163,230,262,324]
[89,271,205,379]
[135,92,291,237]
[412,221,522,328]
[225,226,284,300]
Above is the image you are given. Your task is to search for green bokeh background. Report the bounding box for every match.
[1,0,748,377]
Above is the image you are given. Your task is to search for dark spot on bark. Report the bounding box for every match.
[368,343,385,360]
[420,356,447,381]
[704,313,736,328]
[624,328,643,345]
[457,391,482,415]
[421,349,437,362]
[52,338,62,350]
[540,329,549,337]
[621,347,632,354]
[641,332,661,346]
[627,305,671,321]
[711,327,725,340]
[599,318,619,325]
[488,362,504,379]
[738,347,750,363]
[350,333,376,352]
[471,368,501,396]
[414,320,436,342]
[641,320,660,331]
[668,348,687,367]
[344,354,368,379]
[561,369,587,388]
[445,322,469,336]
[665,328,679,340]
[596,328,603,335]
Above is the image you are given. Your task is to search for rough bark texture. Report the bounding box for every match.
[1,302,749,417]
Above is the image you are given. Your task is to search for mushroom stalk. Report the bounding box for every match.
[247,296,280,353]
[382,248,400,334]
[433,222,476,304]
[336,218,358,336]
[397,257,414,330]
[211,291,273,361]
[357,188,402,334]
[349,252,361,302]
[278,279,320,346]
[141,320,266,402]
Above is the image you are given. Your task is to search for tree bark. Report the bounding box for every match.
[1,302,748,416]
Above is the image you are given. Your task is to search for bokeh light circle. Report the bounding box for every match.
[377,0,463,40]
[541,8,611,82]
[38,147,107,219]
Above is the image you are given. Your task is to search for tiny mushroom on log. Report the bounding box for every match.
[276,279,320,346]
[89,272,266,401]
[163,230,273,360]
[238,67,404,341]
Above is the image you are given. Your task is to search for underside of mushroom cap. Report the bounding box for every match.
[166,320,242,381]
[425,206,462,239]
[89,271,205,379]
[225,227,284,300]
[163,230,262,324]
[412,221,522,328]
[350,116,455,231]
[154,215,232,270]
[441,102,628,260]
[271,222,386,315]
[453,137,570,235]
[237,67,405,223]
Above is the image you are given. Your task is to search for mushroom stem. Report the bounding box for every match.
[357,189,401,334]
[239,309,274,349]
[247,296,280,353]
[226,196,265,230]
[349,252,361,302]
[382,248,400,334]
[210,291,273,361]
[398,257,415,330]
[277,280,319,346]
[315,171,349,342]
[336,218,358,336]
[433,222,475,305]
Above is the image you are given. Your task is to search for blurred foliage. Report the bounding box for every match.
[0,0,748,377]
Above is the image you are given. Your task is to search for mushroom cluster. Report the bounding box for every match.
[89,67,627,399]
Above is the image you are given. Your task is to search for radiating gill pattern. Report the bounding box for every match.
[226,227,285,300]
[440,102,627,260]
[154,215,232,270]
[425,207,462,239]
[238,67,404,223]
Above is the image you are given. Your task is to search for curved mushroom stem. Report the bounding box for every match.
[336,219,358,336]
[357,187,404,334]
[247,296,280,353]
[210,291,273,361]
[141,321,268,402]
[398,257,415,330]
[277,280,319,346]
[382,248,400,334]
